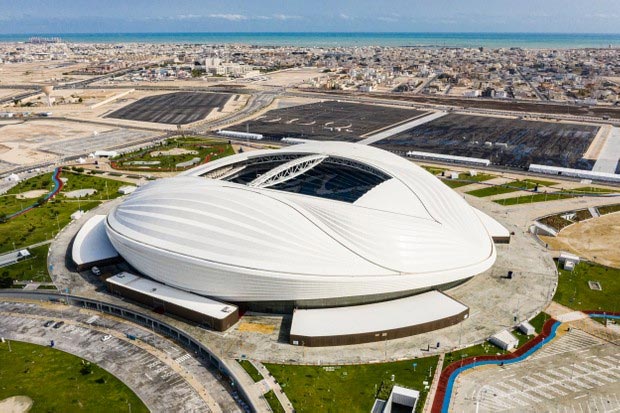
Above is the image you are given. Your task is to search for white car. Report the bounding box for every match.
[101,334,112,342]
[91,266,101,276]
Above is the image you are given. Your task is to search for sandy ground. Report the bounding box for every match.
[0,120,113,165]
[583,124,612,160]
[150,148,197,157]
[248,67,325,87]
[540,212,620,268]
[0,61,92,85]
[0,396,33,413]
[15,189,48,199]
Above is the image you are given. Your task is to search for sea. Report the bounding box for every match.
[1,32,620,48]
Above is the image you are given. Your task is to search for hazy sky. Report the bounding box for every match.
[1,0,619,34]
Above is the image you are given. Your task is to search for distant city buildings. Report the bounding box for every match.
[0,41,619,104]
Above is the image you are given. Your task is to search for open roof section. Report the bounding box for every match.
[201,152,391,203]
[268,157,390,203]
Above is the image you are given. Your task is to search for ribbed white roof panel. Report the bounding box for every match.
[105,141,498,302]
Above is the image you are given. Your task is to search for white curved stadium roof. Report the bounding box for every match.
[105,141,500,304]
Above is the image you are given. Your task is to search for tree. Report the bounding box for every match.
[0,273,13,288]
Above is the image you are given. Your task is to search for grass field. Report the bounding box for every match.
[0,245,50,282]
[445,312,549,364]
[466,179,561,198]
[441,180,472,188]
[264,390,285,413]
[466,183,522,197]
[60,172,126,201]
[265,356,438,413]
[523,178,558,187]
[444,343,506,366]
[553,261,620,312]
[0,199,99,253]
[421,165,447,175]
[0,171,125,253]
[494,192,575,206]
[4,173,54,196]
[112,137,234,172]
[0,340,148,413]
[238,360,263,382]
[571,186,618,194]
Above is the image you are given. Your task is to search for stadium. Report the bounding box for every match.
[98,141,507,314]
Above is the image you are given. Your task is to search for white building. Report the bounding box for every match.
[98,142,505,311]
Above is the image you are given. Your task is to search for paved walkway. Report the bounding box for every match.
[592,126,620,173]
[359,111,447,145]
[227,361,272,413]
[253,361,295,413]
[423,354,445,413]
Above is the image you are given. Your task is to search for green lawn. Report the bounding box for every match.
[444,343,506,366]
[59,172,126,201]
[112,137,234,172]
[445,312,549,364]
[571,186,618,194]
[441,180,472,188]
[421,165,447,175]
[264,390,285,413]
[0,199,100,253]
[0,171,119,252]
[0,340,148,413]
[265,356,438,413]
[553,261,620,312]
[0,244,51,283]
[466,183,522,197]
[494,192,576,206]
[439,173,495,189]
[238,359,263,382]
[523,178,558,187]
[466,179,561,198]
[5,173,54,195]
[460,173,496,182]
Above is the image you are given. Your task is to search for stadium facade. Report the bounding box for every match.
[101,141,505,312]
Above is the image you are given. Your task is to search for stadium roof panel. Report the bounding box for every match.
[103,142,503,304]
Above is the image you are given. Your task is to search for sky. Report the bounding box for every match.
[1,0,619,34]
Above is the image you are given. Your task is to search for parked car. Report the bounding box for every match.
[53,321,64,329]
[43,320,54,327]
[91,266,101,276]
[101,334,112,342]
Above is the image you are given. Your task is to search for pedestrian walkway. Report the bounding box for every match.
[253,361,295,413]
[359,111,447,145]
[592,126,620,174]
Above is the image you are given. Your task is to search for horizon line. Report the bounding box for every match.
[2,31,620,36]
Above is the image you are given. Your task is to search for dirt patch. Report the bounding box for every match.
[541,212,620,268]
[237,322,276,334]
[16,189,48,199]
[0,396,34,413]
[150,148,198,157]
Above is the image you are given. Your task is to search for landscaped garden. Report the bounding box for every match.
[265,356,438,413]
[553,261,620,312]
[111,137,234,172]
[0,245,50,284]
[494,192,575,205]
[0,340,148,413]
[238,359,263,382]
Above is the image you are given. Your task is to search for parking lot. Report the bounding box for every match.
[0,301,243,413]
[39,129,156,156]
[450,327,620,412]
[373,114,599,169]
[106,92,231,125]
[229,100,426,141]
